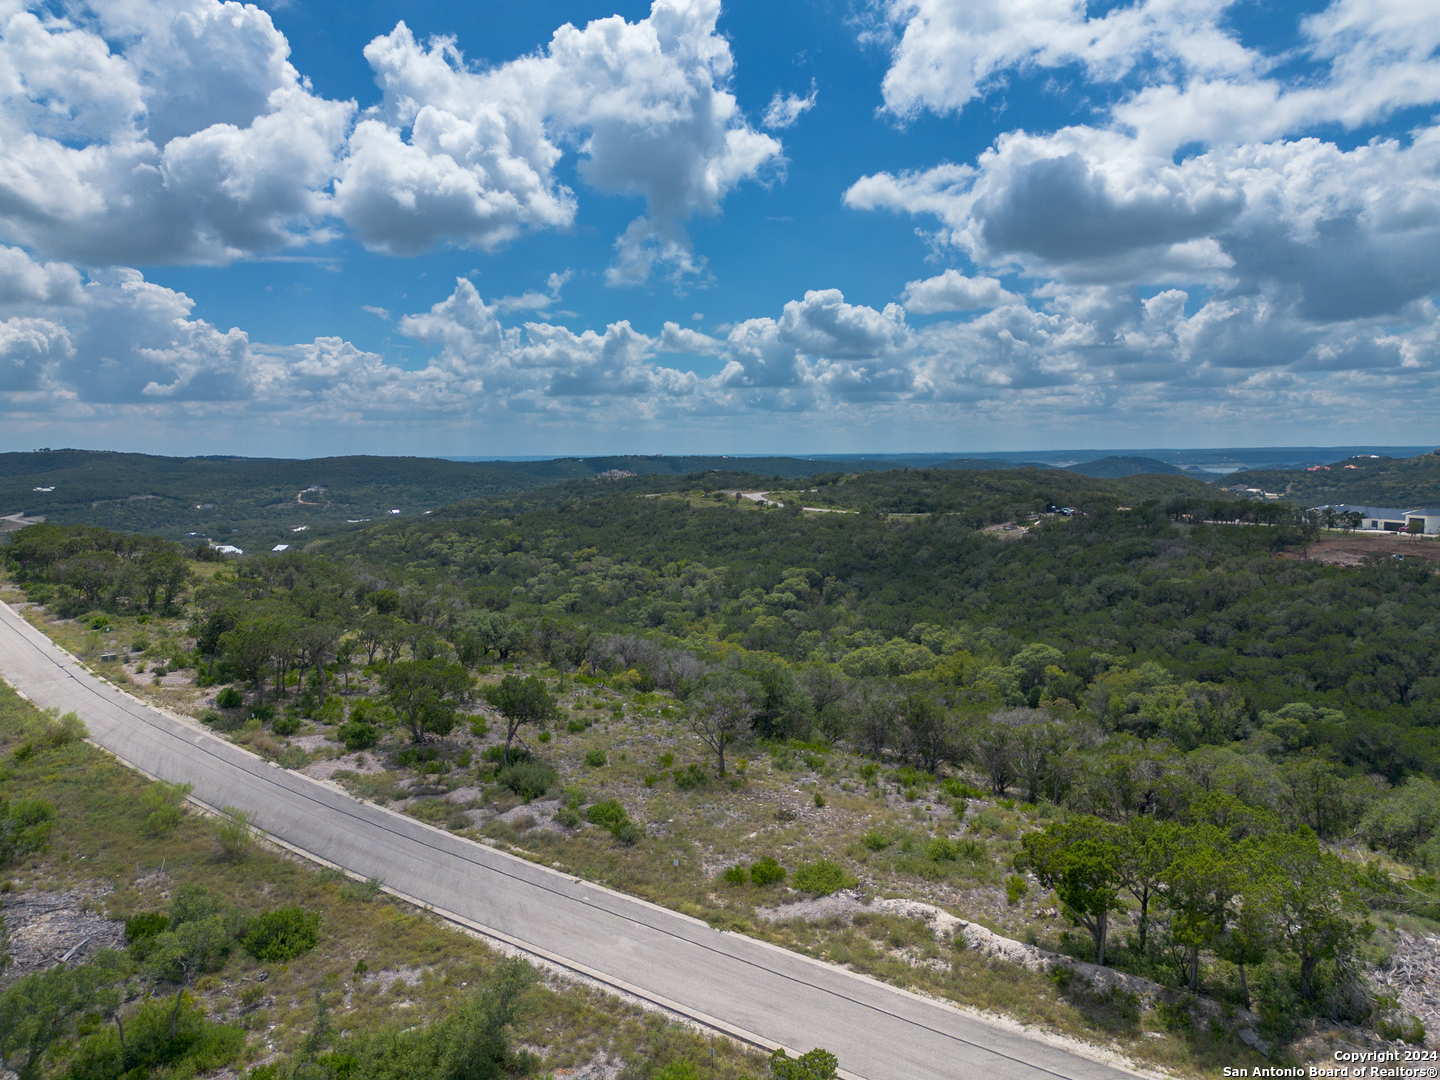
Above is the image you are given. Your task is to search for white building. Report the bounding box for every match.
[1328,505,1440,534]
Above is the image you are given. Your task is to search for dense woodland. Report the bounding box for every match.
[0,450,966,548]
[6,461,1440,1047]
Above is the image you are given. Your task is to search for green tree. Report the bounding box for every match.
[0,952,127,1080]
[1277,751,1370,839]
[144,915,234,1040]
[139,551,191,612]
[899,693,953,773]
[1018,818,1121,966]
[1215,894,1270,1011]
[437,956,536,1080]
[1251,828,1369,1002]
[483,674,557,764]
[383,660,475,744]
[1357,777,1440,861]
[1159,826,1238,990]
[189,605,238,678]
[1012,715,1065,805]
[970,711,1019,796]
[688,674,759,776]
[219,618,278,705]
[454,610,525,666]
[1114,816,1179,953]
[294,620,343,706]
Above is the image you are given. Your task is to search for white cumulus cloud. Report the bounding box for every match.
[337,0,781,282]
[901,269,1022,314]
[763,81,817,129]
[0,2,354,265]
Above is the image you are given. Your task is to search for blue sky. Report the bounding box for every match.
[1,0,1437,457]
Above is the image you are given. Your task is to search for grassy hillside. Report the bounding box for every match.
[1229,452,1440,507]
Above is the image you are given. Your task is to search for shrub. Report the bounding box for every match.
[891,766,932,788]
[814,792,826,808]
[566,718,588,733]
[940,778,986,800]
[270,713,301,737]
[750,857,786,886]
[673,763,709,790]
[861,831,892,851]
[927,837,958,862]
[337,720,378,752]
[770,1047,840,1080]
[498,761,558,800]
[483,745,532,765]
[278,747,308,770]
[169,883,219,925]
[340,876,384,902]
[1005,873,1029,907]
[67,994,244,1080]
[130,636,149,652]
[538,731,552,743]
[396,745,441,767]
[723,865,748,885]
[586,799,630,832]
[469,717,489,738]
[656,1062,703,1080]
[47,711,86,746]
[214,806,253,862]
[216,687,243,709]
[125,912,170,942]
[614,822,642,845]
[956,837,989,862]
[0,796,54,866]
[139,781,192,835]
[1378,1014,1427,1045]
[243,907,321,962]
[583,749,607,768]
[791,859,852,896]
[555,807,581,829]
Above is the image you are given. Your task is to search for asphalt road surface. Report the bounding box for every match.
[0,599,1148,1080]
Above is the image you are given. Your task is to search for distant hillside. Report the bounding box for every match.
[934,457,1020,471]
[1066,456,1188,478]
[1228,452,1440,507]
[0,450,932,552]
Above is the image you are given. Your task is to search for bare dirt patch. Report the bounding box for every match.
[1371,929,1440,1044]
[982,522,1030,541]
[1,888,126,979]
[1278,534,1440,568]
[302,751,386,780]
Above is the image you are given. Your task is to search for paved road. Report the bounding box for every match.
[0,599,1147,1080]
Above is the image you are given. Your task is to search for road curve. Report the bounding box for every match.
[0,599,1147,1080]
